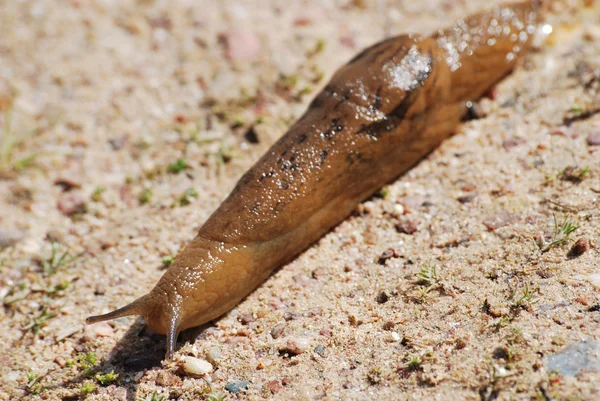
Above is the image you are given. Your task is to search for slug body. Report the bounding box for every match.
[87,1,545,359]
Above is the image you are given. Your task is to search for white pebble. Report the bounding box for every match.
[206,347,222,364]
[285,337,311,355]
[587,274,600,290]
[182,356,213,376]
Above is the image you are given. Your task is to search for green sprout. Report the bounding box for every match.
[178,187,198,206]
[42,242,76,276]
[23,306,56,335]
[139,188,153,204]
[167,159,189,174]
[541,216,578,253]
[91,186,105,202]
[162,255,174,266]
[405,353,422,370]
[80,381,97,395]
[513,282,538,308]
[416,263,438,285]
[94,370,119,386]
[25,372,42,394]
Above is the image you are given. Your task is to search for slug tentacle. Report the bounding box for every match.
[85,294,150,325]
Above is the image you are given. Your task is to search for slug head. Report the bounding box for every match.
[86,292,182,360]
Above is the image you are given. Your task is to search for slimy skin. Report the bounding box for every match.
[87,0,546,360]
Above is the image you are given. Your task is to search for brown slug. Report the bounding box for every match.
[87,0,546,360]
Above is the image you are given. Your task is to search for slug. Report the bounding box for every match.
[87,0,546,360]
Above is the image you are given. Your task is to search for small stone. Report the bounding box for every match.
[264,380,282,394]
[395,219,418,234]
[206,347,222,364]
[376,291,389,304]
[587,274,600,291]
[219,30,261,61]
[382,321,395,331]
[57,193,87,217]
[547,340,600,376]
[283,311,301,321]
[244,126,260,144]
[182,356,213,376]
[587,131,600,146]
[377,249,396,265]
[156,371,182,387]
[314,344,325,357]
[0,228,26,248]
[457,194,477,204]
[502,137,525,151]
[400,196,425,210]
[281,337,310,355]
[482,211,519,231]
[54,357,67,368]
[238,313,255,325]
[270,324,289,339]
[92,322,114,337]
[224,380,250,394]
[390,332,401,342]
[106,386,127,401]
[568,238,589,258]
[83,322,113,340]
[455,338,468,350]
[53,178,81,192]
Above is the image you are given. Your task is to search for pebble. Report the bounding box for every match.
[376,291,389,304]
[57,193,87,216]
[568,238,589,258]
[85,322,114,338]
[281,336,310,355]
[155,371,182,387]
[547,340,600,376]
[182,356,213,376]
[263,379,282,394]
[219,30,261,61]
[270,324,289,339]
[378,249,396,265]
[400,196,425,210]
[238,312,255,325]
[395,219,418,234]
[587,131,600,146]
[482,211,520,231]
[225,380,250,394]
[206,347,222,365]
[0,228,26,248]
[586,274,600,291]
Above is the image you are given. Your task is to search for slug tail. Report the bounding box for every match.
[85,295,148,325]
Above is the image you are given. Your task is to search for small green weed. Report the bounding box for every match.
[167,159,188,174]
[94,370,119,386]
[178,187,198,206]
[540,216,578,253]
[42,242,77,276]
[23,306,56,335]
[25,372,42,394]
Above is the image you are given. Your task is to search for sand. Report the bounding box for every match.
[0,0,599,400]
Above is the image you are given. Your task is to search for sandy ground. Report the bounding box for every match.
[1,0,600,400]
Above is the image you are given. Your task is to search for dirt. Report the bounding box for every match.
[1,0,599,400]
